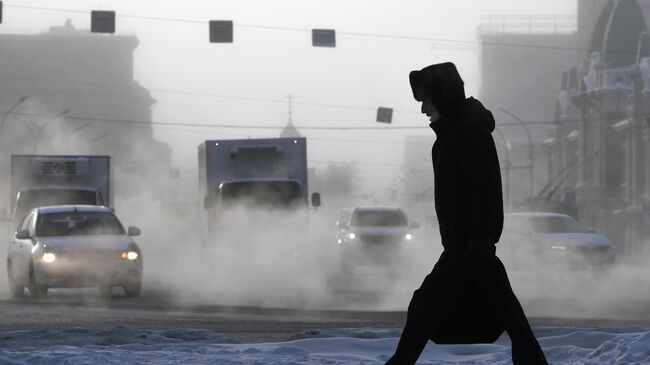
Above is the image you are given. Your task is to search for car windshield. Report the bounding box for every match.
[337,209,352,226]
[527,216,589,234]
[351,210,407,227]
[36,212,125,237]
[14,189,98,221]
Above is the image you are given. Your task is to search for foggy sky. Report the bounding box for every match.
[0,0,576,193]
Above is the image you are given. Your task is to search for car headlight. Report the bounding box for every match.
[42,252,57,263]
[405,233,413,240]
[347,232,356,240]
[121,251,139,261]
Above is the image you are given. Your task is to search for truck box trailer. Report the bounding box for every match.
[9,155,111,221]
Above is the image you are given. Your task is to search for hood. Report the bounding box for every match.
[409,62,465,116]
[463,97,495,133]
[349,226,410,236]
[37,235,135,253]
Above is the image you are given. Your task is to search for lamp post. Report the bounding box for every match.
[0,96,28,132]
[498,108,534,198]
[32,109,71,152]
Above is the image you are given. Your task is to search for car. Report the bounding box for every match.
[498,212,615,270]
[336,205,419,273]
[6,205,143,298]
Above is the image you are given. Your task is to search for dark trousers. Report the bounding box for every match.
[385,251,548,365]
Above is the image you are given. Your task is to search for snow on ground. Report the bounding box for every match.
[1,326,650,364]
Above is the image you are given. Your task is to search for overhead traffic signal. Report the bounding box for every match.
[312,29,336,47]
[91,10,115,33]
[209,20,233,43]
[376,107,393,123]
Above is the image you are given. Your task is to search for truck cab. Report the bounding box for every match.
[198,138,320,246]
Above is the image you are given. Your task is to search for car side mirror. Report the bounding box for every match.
[127,226,141,236]
[311,193,321,208]
[410,222,421,229]
[15,229,31,240]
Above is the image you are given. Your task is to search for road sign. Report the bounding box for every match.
[376,107,393,123]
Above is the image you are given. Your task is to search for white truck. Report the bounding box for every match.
[7,155,111,222]
[198,137,320,245]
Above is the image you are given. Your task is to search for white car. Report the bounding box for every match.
[336,206,419,273]
[499,212,615,270]
[6,205,143,298]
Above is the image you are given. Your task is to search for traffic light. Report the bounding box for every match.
[91,10,115,33]
[312,29,336,47]
[209,20,233,43]
[376,107,393,123]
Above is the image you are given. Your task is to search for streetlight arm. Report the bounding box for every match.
[498,107,533,151]
[498,107,535,199]
[0,96,28,132]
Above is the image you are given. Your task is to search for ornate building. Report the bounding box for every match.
[545,0,650,255]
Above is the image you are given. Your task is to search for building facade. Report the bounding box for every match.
[545,0,650,255]
[0,21,172,206]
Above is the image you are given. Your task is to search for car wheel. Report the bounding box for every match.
[123,280,141,298]
[6,261,24,298]
[28,264,47,298]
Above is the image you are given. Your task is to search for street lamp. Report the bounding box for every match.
[0,96,28,132]
[498,107,534,198]
[32,109,71,152]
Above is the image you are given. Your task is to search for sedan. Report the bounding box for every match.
[6,205,143,298]
[498,212,615,270]
[336,206,419,273]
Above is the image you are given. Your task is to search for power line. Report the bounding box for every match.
[0,73,419,115]
[2,108,572,133]
[4,110,428,130]
[151,123,433,145]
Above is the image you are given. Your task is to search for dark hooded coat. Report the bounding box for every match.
[409,62,503,253]
[430,97,503,254]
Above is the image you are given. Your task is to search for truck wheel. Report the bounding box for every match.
[6,261,24,298]
[123,281,141,298]
[28,264,47,298]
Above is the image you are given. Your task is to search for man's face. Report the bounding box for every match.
[420,96,436,119]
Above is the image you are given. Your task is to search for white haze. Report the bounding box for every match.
[3,0,650,325]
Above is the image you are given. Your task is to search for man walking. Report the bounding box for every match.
[385,62,548,364]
